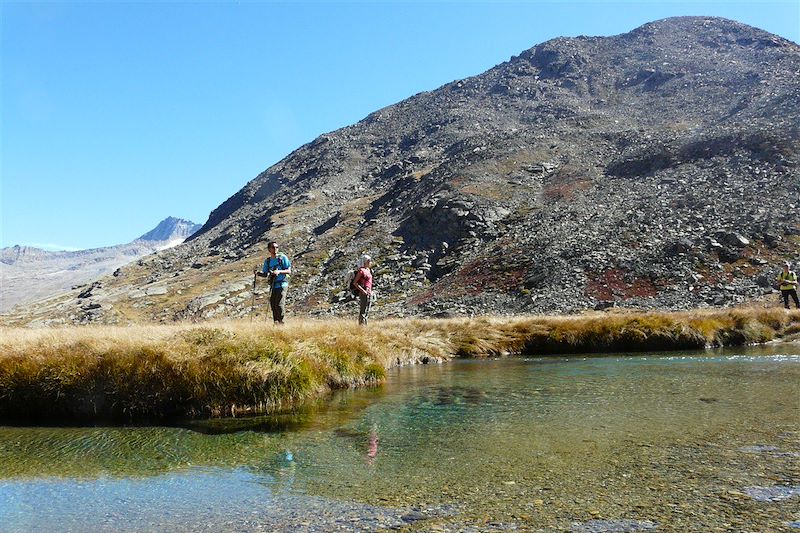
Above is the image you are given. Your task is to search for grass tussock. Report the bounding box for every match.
[1,308,798,423]
[0,320,395,423]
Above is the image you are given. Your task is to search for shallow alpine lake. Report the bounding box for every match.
[1,346,799,532]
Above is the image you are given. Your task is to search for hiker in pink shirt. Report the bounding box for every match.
[353,254,374,325]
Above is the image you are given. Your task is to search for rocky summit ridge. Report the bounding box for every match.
[138,217,202,243]
[5,17,799,325]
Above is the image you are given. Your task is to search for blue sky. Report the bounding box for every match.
[2,1,798,251]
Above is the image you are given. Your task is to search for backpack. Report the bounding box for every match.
[346,268,360,297]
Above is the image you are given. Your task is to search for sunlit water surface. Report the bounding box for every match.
[1,346,799,532]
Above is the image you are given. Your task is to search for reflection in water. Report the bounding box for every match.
[1,348,799,531]
[367,424,378,465]
[185,410,315,434]
[273,450,296,494]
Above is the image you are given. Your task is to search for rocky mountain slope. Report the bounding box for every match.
[4,17,798,326]
[0,217,200,313]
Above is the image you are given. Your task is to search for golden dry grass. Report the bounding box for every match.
[0,319,392,423]
[1,308,798,423]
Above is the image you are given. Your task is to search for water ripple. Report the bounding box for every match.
[0,468,448,532]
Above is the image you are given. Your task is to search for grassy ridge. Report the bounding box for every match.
[1,308,798,423]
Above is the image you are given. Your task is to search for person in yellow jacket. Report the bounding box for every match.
[777,262,799,309]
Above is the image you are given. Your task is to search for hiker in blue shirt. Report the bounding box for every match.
[254,241,292,324]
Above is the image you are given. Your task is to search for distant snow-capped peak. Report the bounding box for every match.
[137,217,202,243]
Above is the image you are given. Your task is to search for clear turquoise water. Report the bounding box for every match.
[1,347,799,531]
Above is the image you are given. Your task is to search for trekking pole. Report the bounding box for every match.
[250,270,257,321]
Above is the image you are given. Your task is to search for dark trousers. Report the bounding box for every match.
[358,293,372,325]
[270,287,287,323]
[781,289,800,309]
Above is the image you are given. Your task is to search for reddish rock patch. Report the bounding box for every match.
[586,268,658,301]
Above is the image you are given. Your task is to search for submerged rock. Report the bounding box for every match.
[743,485,800,502]
[739,445,780,453]
[571,519,659,533]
